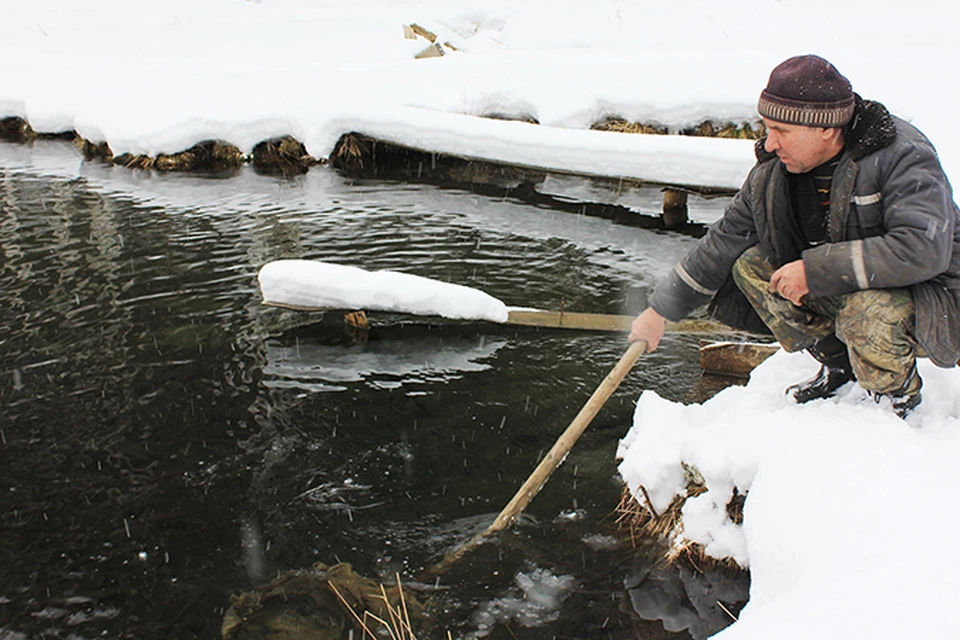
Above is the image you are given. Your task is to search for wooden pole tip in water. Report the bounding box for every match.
[426,340,648,576]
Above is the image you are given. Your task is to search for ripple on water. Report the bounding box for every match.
[0,143,739,640]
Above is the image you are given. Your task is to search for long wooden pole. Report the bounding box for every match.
[262,301,734,335]
[427,339,648,576]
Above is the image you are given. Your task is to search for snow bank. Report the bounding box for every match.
[5,1,960,188]
[617,350,960,637]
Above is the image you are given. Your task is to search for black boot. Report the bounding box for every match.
[785,336,854,404]
[890,393,922,419]
[870,366,923,419]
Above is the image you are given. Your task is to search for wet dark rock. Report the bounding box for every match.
[222,562,423,640]
[252,136,316,176]
[0,116,36,143]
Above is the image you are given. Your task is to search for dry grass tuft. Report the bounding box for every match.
[615,464,745,570]
[615,469,705,547]
[330,574,423,640]
[222,562,425,640]
[681,120,764,140]
[252,136,317,175]
[331,132,373,172]
[592,117,764,140]
[75,136,113,161]
[116,140,245,172]
[592,118,669,135]
[0,117,37,143]
[480,111,540,125]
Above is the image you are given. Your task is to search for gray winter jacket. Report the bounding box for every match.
[650,97,960,367]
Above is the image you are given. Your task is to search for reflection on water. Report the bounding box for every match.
[625,559,751,640]
[0,141,747,639]
[264,325,507,392]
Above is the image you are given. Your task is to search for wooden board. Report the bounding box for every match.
[505,310,744,335]
[505,309,634,331]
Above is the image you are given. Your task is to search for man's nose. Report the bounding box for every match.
[764,132,780,152]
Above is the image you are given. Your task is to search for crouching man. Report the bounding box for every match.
[630,54,960,419]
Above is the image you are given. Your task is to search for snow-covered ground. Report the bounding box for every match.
[5,1,960,637]
[618,352,960,639]
[4,1,960,190]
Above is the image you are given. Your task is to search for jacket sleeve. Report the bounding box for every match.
[649,171,761,321]
[804,126,958,297]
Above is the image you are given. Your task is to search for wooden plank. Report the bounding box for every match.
[505,310,740,334]
[415,42,445,59]
[409,23,437,42]
[505,309,634,331]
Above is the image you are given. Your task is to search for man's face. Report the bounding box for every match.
[762,117,839,173]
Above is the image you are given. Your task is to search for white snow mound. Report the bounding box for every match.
[258,259,510,323]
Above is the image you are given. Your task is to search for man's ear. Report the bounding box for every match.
[821,127,842,143]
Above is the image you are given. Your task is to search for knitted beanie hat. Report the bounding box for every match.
[757,55,855,127]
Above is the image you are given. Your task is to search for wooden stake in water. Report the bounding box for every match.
[428,339,648,575]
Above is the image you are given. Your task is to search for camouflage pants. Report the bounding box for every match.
[731,246,921,395]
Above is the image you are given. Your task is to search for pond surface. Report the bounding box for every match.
[0,142,748,639]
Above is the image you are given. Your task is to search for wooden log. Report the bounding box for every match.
[699,340,779,378]
[662,188,688,230]
[343,310,369,329]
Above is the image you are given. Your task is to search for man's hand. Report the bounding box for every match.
[769,259,810,306]
[629,307,667,352]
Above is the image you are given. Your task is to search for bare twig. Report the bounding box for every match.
[717,600,738,622]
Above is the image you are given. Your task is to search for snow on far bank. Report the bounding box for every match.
[617,350,960,638]
[3,1,960,190]
[311,107,757,190]
[258,259,510,322]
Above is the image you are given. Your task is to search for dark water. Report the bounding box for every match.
[0,142,747,639]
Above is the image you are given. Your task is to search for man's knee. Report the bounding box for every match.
[836,290,914,343]
[835,290,917,366]
[732,245,766,277]
[731,245,772,294]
